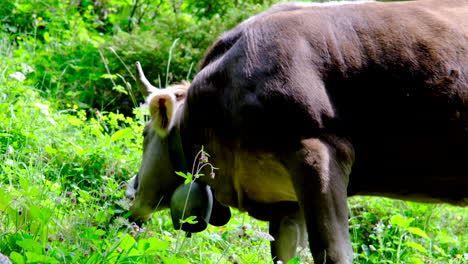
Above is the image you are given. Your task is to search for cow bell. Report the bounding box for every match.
[170,181,213,234]
[209,197,231,227]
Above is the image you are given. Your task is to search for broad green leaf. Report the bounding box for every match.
[43,32,51,43]
[66,116,83,126]
[16,239,42,253]
[0,191,12,211]
[25,252,58,263]
[138,237,169,253]
[175,171,193,183]
[408,227,430,240]
[9,252,25,264]
[161,256,188,264]
[390,214,414,228]
[86,253,101,264]
[27,204,41,221]
[175,171,187,178]
[101,74,117,80]
[104,251,120,264]
[94,229,106,237]
[112,85,128,95]
[184,173,193,184]
[19,177,30,192]
[111,128,131,142]
[404,242,427,253]
[137,239,150,252]
[128,248,139,257]
[286,257,301,264]
[181,215,198,224]
[433,244,446,256]
[94,211,107,224]
[118,234,136,251]
[26,186,40,196]
[44,145,57,154]
[410,257,425,264]
[78,190,91,201]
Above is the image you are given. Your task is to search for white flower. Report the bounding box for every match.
[9,72,26,81]
[47,117,56,125]
[35,103,50,116]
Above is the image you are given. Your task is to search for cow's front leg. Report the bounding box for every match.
[269,206,307,263]
[284,137,354,264]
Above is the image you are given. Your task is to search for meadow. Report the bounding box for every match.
[0,1,466,263]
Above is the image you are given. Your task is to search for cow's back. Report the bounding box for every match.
[318,1,468,202]
[185,0,468,206]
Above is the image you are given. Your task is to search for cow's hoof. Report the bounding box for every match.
[127,214,144,227]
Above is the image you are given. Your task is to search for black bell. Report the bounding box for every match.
[170,181,213,233]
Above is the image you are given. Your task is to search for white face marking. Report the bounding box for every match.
[125,175,137,200]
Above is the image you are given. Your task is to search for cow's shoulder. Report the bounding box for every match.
[198,2,307,69]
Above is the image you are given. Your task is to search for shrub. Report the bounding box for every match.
[1,0,277,115]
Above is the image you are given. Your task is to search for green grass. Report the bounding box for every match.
[348,197,467,264]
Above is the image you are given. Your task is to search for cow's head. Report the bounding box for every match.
[126,62,189,220]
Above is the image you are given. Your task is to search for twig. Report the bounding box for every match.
[99,49,117,87]
[108,47,136,81]
[166,38,179,87]
[127,0,140,32]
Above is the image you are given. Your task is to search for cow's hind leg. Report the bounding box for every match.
[283,137,354,264]
[269,207,307,263]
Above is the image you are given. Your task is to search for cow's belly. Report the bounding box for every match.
[347,123,468,206]
[236,152,297,205]
[349,167,468,206]
[209,150,297,211]
[354,191,468,206]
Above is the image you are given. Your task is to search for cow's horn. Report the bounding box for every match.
[135,61,157,96]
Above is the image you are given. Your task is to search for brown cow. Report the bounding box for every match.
[127,0,468,263]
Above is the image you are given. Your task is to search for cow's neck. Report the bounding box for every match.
[167,127,189,173]
[178,107,205,176]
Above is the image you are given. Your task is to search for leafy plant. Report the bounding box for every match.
[349,197,467,264]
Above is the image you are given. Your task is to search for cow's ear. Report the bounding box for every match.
[148,91,177,137]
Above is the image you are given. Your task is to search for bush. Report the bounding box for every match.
[0,0,276,115]
[99,2,272,114]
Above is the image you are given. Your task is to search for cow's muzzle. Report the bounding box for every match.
[125,175,138,200]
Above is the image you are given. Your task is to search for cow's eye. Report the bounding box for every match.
[175,92,184,100]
